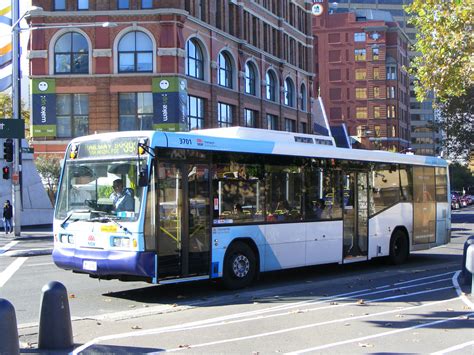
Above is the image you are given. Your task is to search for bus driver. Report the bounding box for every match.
[110,179,134,212]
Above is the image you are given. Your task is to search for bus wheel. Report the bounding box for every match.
[223,241,256,290]
[389,229,409,265]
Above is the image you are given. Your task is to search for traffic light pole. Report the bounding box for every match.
[12,0,21,237]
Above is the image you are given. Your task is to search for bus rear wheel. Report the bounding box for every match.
[389,229,409,265]
[222,241,256,290]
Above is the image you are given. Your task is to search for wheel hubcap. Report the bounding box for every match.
[232,254,250,278]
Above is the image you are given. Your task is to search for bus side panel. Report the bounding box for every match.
[305,221,343,266]
[368,203,413,259]
[263,223,306,271]
[212,225,266,278]
[436,202,450,245]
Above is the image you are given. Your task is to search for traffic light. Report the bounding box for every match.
[3,139,13,162]
[2,166,9,180]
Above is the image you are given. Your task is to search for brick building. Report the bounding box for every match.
[312,1,410,151]
[333,0,441,156]
[28,0,314,157]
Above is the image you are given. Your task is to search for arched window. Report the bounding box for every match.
[265,70,277,101]
[186,38,204,80]
[54,32,88,74]
[300,83,307,111]
[118,31,153,73]
[218,51,233,88]
[284,78,294,107]
[245,62,257,95]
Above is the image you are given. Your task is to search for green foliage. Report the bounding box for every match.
[435,86,474,161]
[99,185,113,199]
[35,155,61,203]
[449,162,474,192]
[405,0,473,102]
[0,93,31,137]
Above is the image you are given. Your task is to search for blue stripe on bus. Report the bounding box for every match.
[52,247,155,278]
[164,134,275,155]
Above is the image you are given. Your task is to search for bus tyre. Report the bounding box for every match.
[223,241,256,290]
[389,230,409,265]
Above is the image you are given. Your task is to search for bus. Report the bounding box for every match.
[52,127,451,289]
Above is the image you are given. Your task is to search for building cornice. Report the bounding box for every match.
[27,50,47,59]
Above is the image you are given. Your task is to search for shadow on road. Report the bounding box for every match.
[102,252,462,308]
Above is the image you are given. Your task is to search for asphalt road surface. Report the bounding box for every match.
[0,207,473,353]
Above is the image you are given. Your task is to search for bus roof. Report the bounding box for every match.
[68,128,447,167]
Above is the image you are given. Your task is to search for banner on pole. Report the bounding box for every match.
[31,79,57,137]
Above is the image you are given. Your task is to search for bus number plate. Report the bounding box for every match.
[83,260,97,271]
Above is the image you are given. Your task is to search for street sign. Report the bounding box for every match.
[20,147,34,154]
[0,119,25,138]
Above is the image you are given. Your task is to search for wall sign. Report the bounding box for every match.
[152,77,188,132]
[31,79,57,137]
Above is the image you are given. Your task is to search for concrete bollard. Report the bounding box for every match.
[38,281,74,350]
[461,236,474,285]
[0,298,20,355]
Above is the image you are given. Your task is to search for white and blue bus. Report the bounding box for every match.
[53,127,451,289]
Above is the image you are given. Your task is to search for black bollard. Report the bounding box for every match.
[0,298,20,355]
[38,281,74,350]
[461,236,474,285]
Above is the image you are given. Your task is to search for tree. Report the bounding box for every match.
[435,86,474,161]
[405,0,473,102]
[0,93,31,138]
[449,162,474,193]
[35,155,61,204]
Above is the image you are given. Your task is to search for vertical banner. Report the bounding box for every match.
[0,2,12,91]
[152,76,188,132]
[31,78,56,137]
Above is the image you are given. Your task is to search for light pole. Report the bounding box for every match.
[10,8,118,235]
[9,3,35,236]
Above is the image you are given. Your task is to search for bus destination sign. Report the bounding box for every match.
[76,138,140,158]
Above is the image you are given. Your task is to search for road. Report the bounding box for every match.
[0,207,473,353]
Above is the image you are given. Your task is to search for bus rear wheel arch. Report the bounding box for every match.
[222,240,258,290]
[388,228,409,265]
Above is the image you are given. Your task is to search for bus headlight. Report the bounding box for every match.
[112,237,130,248]
[60,234,74,244]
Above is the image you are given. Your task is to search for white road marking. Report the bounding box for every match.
[163,292,460,353]
[451,270,474,310]
[0,257,28,288]
[431,339,474,355]
[287,312,474,354]
[73,275,455,354]
[0,241,19,255]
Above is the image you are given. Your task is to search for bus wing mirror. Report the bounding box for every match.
[139,165,148,187]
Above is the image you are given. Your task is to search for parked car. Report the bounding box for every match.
[451,194,461,209]
[463,195,473,205]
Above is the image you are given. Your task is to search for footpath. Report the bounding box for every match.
[0,228,53,257]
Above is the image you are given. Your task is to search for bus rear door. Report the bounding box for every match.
[343,171,369,261]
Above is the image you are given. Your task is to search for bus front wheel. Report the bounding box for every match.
[389,229,409,265]
[222,241,256,290]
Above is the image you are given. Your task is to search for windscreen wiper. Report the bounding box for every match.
[60,209,90,228]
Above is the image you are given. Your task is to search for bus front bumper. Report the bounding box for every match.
[52,247,155,278]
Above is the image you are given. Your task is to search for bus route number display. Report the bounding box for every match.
[76,138,139,158]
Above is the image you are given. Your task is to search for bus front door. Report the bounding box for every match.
[343,172,368,261]
[157,162,211,279]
